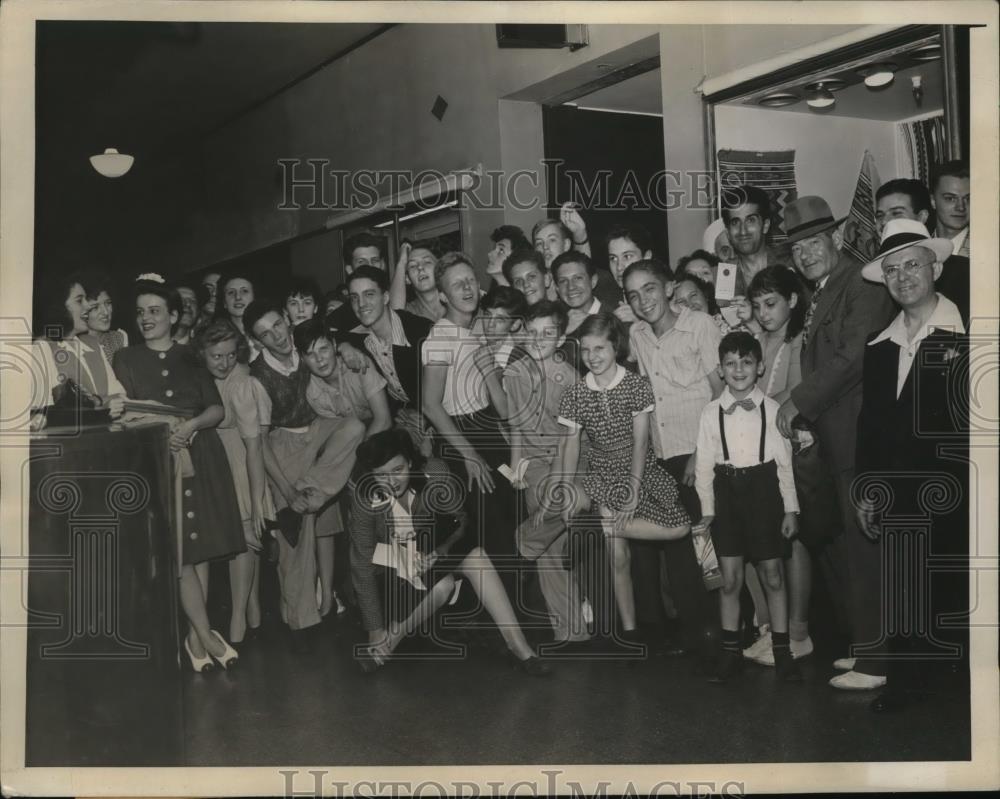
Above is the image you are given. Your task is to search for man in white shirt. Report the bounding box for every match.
[850,218,967,711]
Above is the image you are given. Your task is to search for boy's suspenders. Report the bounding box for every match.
[717,403,766,464]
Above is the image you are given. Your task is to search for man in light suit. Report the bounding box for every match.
[774,196,896,688]
[854,219,968,711]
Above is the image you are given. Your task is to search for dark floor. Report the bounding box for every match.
[183,564,971,766]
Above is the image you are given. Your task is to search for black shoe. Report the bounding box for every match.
[658,641,690,658]
[276,507,302,549]
[512,654,552,677]
[775,650,803,683]
[707,650,744,683]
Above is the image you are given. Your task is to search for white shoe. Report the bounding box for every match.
[742,626,772,661]
[581,598,594,626]
[829,670,886,691]
[833,656,856,671]
[790,635,814,659]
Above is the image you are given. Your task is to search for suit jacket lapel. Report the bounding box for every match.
[810,254,855,331]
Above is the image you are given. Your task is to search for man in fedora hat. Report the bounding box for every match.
[852,218,968,710]
[774,195,896,688]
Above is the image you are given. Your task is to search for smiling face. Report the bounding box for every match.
[607,236,650,287]
[371,453,412,499]
[482,307,517,341]
[136,293,177,343]
[683,258,716,284]
[302,336,338,379]
[439,262,479,315]
[86,290,113,334]
[509,260,549,305]
[624,268,669,327]
[726,203,770,257]
[931,175,970,234]
[719,349,764,398]
[881,244,940,310]
[672,279,708,314]
[348,277,389,328]
[224,278,254,319]
[554,260,596,311]
[203,337,239,380]
[580,332,617,378]
[533,222,570,268]
[251,310,293,358]
[64,282,91,337]
[525,315,564,361]
[406,247,438,294]
[751,290,796,333]
[791,231,840,283]
[285,293,317,327]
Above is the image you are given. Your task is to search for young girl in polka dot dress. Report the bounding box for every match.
[557,312,691,640]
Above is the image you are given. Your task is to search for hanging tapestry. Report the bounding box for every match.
[717,149,798,243]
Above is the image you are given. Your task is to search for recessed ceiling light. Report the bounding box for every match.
[911,44,942,62]
[804,78,846,94]
[758,92,800,107]
[859,62,898,88]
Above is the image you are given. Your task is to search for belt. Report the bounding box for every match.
[714,460,775,477]
[590,441,632,454]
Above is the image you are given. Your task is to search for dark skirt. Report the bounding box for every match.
[181,428,246,565]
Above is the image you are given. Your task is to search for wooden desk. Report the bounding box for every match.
[26,421,183,765]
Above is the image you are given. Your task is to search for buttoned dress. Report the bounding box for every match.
[113,343,244,565]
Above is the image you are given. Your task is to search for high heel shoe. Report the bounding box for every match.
[184,635,215,674]
[207,629,239,669]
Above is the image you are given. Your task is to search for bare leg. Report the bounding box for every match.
[608,535,637,631]
[459,547,534,661]
[180,564,223,658]
[229,550,255,643]
[744,564,771,628]
[316,535,335,617]
[620,519,691,540]
[247,553,261,629]
[719,556,744,632]
[384,575,456,653]
[756,558,788,635]
[787,540,811,640]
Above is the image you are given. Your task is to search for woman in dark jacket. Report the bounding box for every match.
[349,428,549,676]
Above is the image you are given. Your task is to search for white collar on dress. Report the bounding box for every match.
[585,363,626,391]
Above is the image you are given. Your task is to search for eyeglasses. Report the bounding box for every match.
[882,258,934,280]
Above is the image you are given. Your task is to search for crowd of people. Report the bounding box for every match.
[30,160,971,713]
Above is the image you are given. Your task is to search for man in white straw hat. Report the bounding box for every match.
[848,218,968,710]
[774,194,896,687]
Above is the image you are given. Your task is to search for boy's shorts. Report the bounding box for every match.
[711,459,790,563]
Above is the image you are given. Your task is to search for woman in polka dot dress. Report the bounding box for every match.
[557,312,691,640]
[113,278,245,673]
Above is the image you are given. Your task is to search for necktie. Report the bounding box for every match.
[724,397,756,415]
[802,284,824,350]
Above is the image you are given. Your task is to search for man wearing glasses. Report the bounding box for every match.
[774,195,895,691]
[853,219,967,712]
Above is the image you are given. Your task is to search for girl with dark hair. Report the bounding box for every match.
[215,270,260,360]
[677,249,720,285]
[673,273,751,336]
[738,264,822,668]
[557,312,691,640]
[196,318,275,644]
[349,429,550,675]
[31,272,125,421]
[113,277,246,672]
[80,270,130,363]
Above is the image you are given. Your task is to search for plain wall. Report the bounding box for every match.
[713,105,899,219]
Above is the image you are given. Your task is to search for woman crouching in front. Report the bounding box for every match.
[349,428,551,676]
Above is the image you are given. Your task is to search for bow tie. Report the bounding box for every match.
[724,398,757,415]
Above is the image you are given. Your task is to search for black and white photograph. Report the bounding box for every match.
[0,1,997,795]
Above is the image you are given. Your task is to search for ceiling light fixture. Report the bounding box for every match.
[806,85,836,109]
[89,148,134,178]
[859,62,898,88]
[911,75,924,107]
[758,92,800,107]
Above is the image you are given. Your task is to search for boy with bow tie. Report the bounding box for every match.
[695,331,801,683]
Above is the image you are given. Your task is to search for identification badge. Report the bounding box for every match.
[715,262,738,301]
